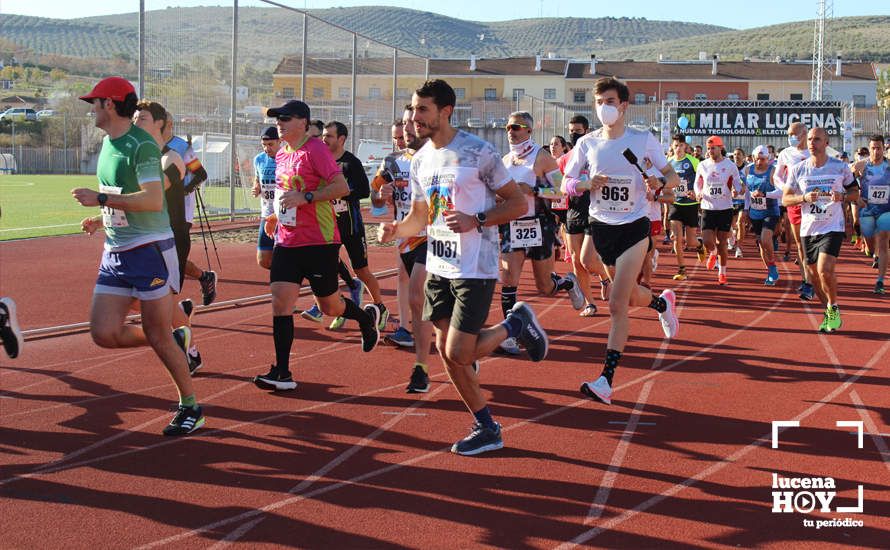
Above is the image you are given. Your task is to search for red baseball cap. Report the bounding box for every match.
[79,76,135,103]
[706,135,724,148]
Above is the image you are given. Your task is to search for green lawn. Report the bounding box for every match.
[0,174,260,240]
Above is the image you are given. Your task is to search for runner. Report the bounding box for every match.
[379,79,548,455]
[667,134,701,281]
[497,112,584,355]
[253,100,380,391]
[548,135,571,264]
[783,127,857,331]
[730,146,748,258]
[564,77,681,405]
[744,145,782,285]
[251,126,280,270]
[775,122,814,300]
[71,76,203,435]
[694,135,743,285]
[0,297,22,359]
[852,134,890,294]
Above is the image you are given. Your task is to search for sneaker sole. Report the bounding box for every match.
[406,385,430,394]
[164,416,205,436]
[253,377,297,391]
[451,440,504,456]
[580,382,612,405]
[384,336,415,347]
[513,302,548,362]
[300,313,323,323]
[565,273,585,310]
[0,298,23,358]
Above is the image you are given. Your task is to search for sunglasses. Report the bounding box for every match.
[276,115,294,122]
[505,123,529,131]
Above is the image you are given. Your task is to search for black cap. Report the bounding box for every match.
[266,100,310,120]
[261,126,279,140]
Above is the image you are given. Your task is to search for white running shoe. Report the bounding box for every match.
[564,272,585,310]
[734,247,743,258]
[498,337,521,355]
[580,376,612,405]
[651,248,659,272]
[657,289,679,339]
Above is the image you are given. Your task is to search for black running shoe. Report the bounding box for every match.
[360,304,380,352]
[187,349,203,375]
[0,297,23,359]
[163,405,205,436]
[507,301,549,362]
[406,364,430,393]
[178,298,195,323]
[200,271,217,306]
[451,422,503,456]
[253,366,297,391]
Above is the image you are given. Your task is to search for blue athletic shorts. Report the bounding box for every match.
[95,238,180,301]
[859,211,890,238]
[257,220,275,251]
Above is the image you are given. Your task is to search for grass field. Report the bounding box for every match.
[0,175,259,240]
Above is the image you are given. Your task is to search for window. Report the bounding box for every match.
[573,90,586,104]
[756,93,770,100]
[634,93,647,104]
[396,87,410,99]
[727,93,740,100]
[694,93,707,100]
[544,88,556,100]
[312,87,324,98]
[368,87,381,99]
[455,88,466,100]
[853,95,866,108]
[512,88,525,101]
[339,87,350,98]
[665,92,679,101]
[790,93,803,100]
[484,88,497,100]
[282,87,295,98]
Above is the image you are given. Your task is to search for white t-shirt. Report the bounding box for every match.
[564,127,667,225]
[774,146,810,190]
[503,150,538,218]
[786,156,855,237]
[410,130,511,279]
[694,157,742,211]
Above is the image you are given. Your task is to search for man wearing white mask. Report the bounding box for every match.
[774,122,813,300]
[564,77,681,405]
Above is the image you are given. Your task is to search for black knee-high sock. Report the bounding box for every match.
[602,349,622,384]
[273,315,294,374]
[339,261,357,290]
[341,297,369,323]
[501,286,517,318]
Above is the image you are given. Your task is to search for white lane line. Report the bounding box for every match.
[0,223,79,232]
[848,390,890,474]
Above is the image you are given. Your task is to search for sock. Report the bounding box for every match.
[602,349,622,385]
[339,261,357,290]
[718,264,726,276]
[551,272,573,294]
[878,276,884,283]
[273,315,294,374]
[180,393,197,408]
[648,295,667,313]
[500,286,517,318]
[416,362,428,374]
[341,297,369,323]
[472,405,498,431]
[500,315,522,339]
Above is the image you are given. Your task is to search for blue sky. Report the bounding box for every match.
[2,0,886,29]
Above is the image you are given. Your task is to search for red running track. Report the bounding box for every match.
[1,230,888,548]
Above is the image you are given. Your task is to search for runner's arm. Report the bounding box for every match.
[72,180,164,212]
[385,200,426,241]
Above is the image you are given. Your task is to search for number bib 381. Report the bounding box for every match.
[426,225,461,275]
[509,218,542,249]
[99,185,128,228]
[595,175,635,213]
[274,188,297,226]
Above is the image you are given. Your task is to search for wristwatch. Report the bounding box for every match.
[304,191,314,204]
[474,211,487,232]
[97,193,108,207]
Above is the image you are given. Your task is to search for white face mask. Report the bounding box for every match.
[596,103,620,126]
[788,135,800,147]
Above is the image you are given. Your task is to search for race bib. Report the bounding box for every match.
[595,175,635,213]
[750,196,767,210]
[675,181,687,195]
[261,183,276,202]
[331,199,349,214]
[551,194,568,210]
[509,218,543,249]
[707,183,725,197]
[869,185,889,205]
[426,225,461,275]
[802,178,836,222]
[274,188,297,226]
[99,185,128,228]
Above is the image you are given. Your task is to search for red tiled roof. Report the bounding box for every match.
[565,60,876,81]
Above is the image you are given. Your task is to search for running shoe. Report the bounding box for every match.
[600,279,610,301]
[696,238,707,262]
[872,256,879,269]
[498,337,521,355]
[657,289,679,338]
[799,282,815,301]
[508,301,549,362]
[783,251,791,262]
[0,297,23,359]
[187,348,203,375]
[825,305,842,332]
[662,234,671,245]
[579,303,597,317]
[385,326,415,347]
[451,422,503,456]
[764,276,777,286]
[672,267,688,281]
[199,270,217,306]
[349,278,365,308]
[727,235,736,249]
[328,316,346,330]
[377,305,390,331]
[162,404,205,436]
[706,252,718,271]
[300,304,323,323]
[651,248,659,272]
[580,376,612,405]
[718,273,728,286]
[172,326,193,367]
[472,361,480,375]
[253,365,297,391]
[360,304,381,352]
[768,265,780,283]
[818,311,829,333]
[564,272,584,310]
[875,280,885,295]
[734,247,743,259]
[406,364,430,394]
[178,298,195,323]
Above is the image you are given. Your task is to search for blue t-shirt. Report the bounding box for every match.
[859,160,890,216]
[744,164,779,219]
[254,151,278,218]
[670,154,698,205]
[733,162,747,206]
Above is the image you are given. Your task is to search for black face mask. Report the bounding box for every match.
[569,132,584,146]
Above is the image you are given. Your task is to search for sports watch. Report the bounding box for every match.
[304,191,314,204]
[97,193,108,206]
[474,211,487,232]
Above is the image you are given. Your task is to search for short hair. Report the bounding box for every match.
[325,121,348,140]
[593,77,629,103]
[106,92,139,118]
[414,79,456,110]
[509,111,533,127]
[569,115,589,129]
[869,134,884,144]
[392,120,404,128]
[310,119,325,133]
[135,99,167,130]
[672,133,686,142]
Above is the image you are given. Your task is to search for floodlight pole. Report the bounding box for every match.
[138,0,145,97]
[229,0,239,221]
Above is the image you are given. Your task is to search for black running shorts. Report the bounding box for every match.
[803,231,844,265]
[668,202,700,228]
[586,216,651,267]
[270,243,340,297]
[701,208,733,233]
[337,215,369,270]
[399,241,427,277]
[423,274,496,335]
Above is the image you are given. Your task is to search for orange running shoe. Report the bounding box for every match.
[718,273,728,285]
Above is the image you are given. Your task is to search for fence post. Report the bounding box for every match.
[138,0,145,98]
[229,0,239,221]
[392,48,398,125]
[351,33,357,154]
[63,113,68,175]
[300,13,307,100]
